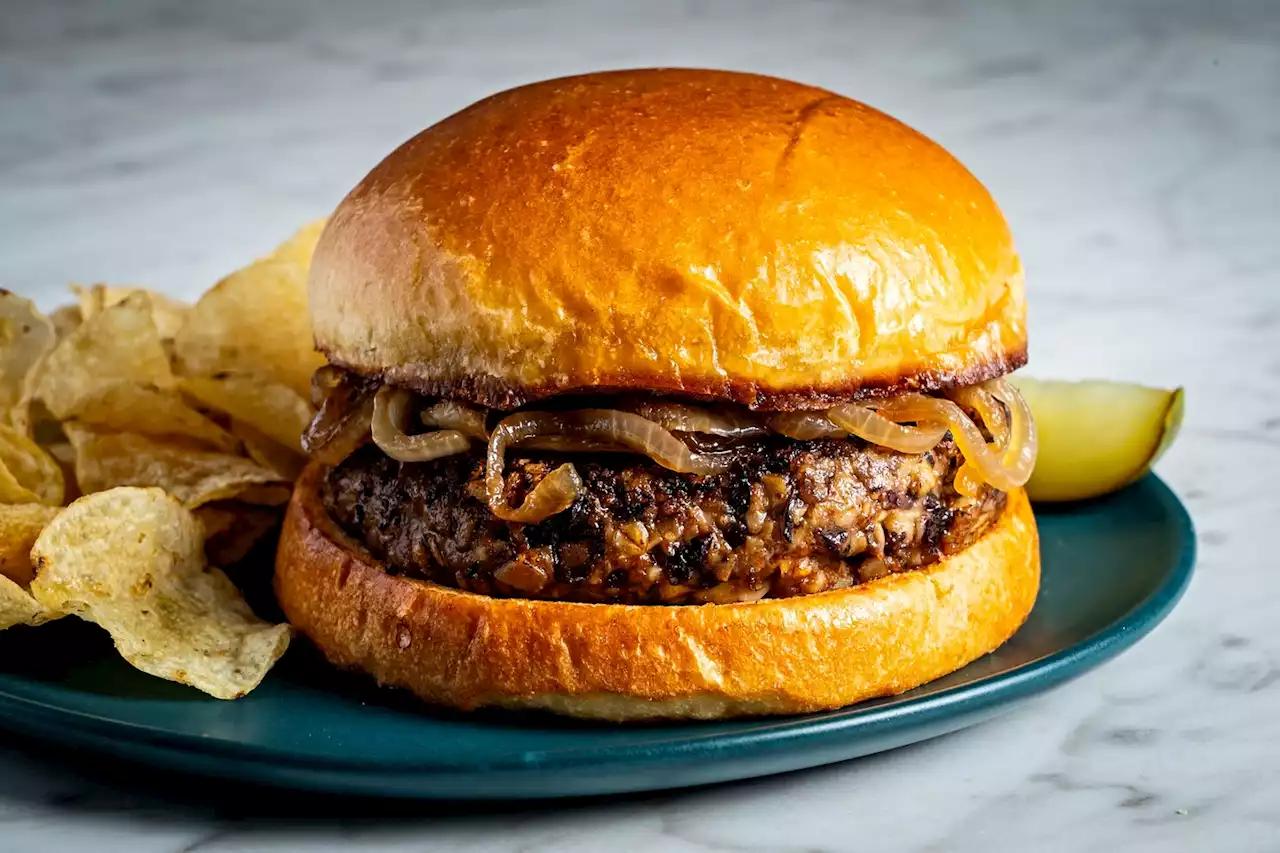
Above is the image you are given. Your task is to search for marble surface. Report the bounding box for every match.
[1,0,1278,850]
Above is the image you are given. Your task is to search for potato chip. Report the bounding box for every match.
[0,291,55,420]
[0,467,40,506]
[194,505,238,540]
[0,503,61,586]
[173,222,327,398]
[72,383,236,451]
[30,487,291,698]
[231,419,307,481]
[33,292,174,419]
[9,301,65,436]
[198,503,280,567]
[0,424,64,505]
[25,293,226,447]
[66,427,286,509]
[8,395,45,439]
[42,440,80,503]
[48,305,82,340]
[73,284,191,341]
[0,574,58,630]
[182,375,313,453]
[71,284,106,320]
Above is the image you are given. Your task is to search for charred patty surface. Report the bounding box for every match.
[324,438,1005,605]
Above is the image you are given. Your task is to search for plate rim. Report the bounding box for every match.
[0,474,1196,777]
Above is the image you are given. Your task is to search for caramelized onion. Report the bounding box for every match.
[695,583,770,604]
[421,400,489,440]
[769,404,948,453]
[986,377,1037,485]
[943,379,1036,496]
[372,387,471,463]
[543,410,735,475]
[947,384,1009,447]
[302,379,374,466]
[493,558,550,594]
[520,436,630,453]
[486,413,584,522]
[766,411,847,440]
[873,394,1029,491]
[492,461,582,523]
[944,385,1005,499]
[484,409,736,523]
[828,404,949,454]
[954,463,985,499]
[629,401,768,439]
[309,364,348,408]
[313,367,1037,514]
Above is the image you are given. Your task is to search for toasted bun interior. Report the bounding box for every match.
[275,464,1040,721]
[309,68,1025,410]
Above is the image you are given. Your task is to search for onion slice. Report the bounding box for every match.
[309,364,348,409]
[485,413,585,522]
[520,436,631,453]
[828,404,949,454]
[986,377,1037,484]
[769,404,948,453]
[873,394,1031,491]
[509,410,732,476]
[945,379,1036,496]
[545,410,735,475]
[628,400,768,440]
[302,378,374,466]
[947,384,1009,447]
[421,400,489,440]
[484,409,736,523]
[766,411,847,440]
[954,463,985,499]
[372,387,471,463]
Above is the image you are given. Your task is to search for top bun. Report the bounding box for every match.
[309,68,1025,411]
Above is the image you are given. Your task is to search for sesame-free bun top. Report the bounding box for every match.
[309,68,1025,411]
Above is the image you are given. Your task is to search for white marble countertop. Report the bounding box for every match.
[2,0,1277,850]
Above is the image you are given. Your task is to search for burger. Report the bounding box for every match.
[275,68,1040,721]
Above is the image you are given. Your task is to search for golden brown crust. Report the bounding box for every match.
[334,344,1028,412]
[275,463,1040,720]
[309,69,1026,411]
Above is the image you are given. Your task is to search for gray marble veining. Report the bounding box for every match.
[1,0,1278,850]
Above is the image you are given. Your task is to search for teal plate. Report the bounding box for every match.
[0,474,1194,799]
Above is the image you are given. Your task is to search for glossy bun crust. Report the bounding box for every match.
[309,69,1026,410]
[275,464,1040,720]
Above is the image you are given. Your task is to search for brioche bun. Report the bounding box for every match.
[308,68,1025,411]
[275,463,1039,721]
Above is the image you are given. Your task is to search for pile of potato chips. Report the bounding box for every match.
[0,220,327,699]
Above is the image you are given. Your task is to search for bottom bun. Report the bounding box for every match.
[275,463,1040,721]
